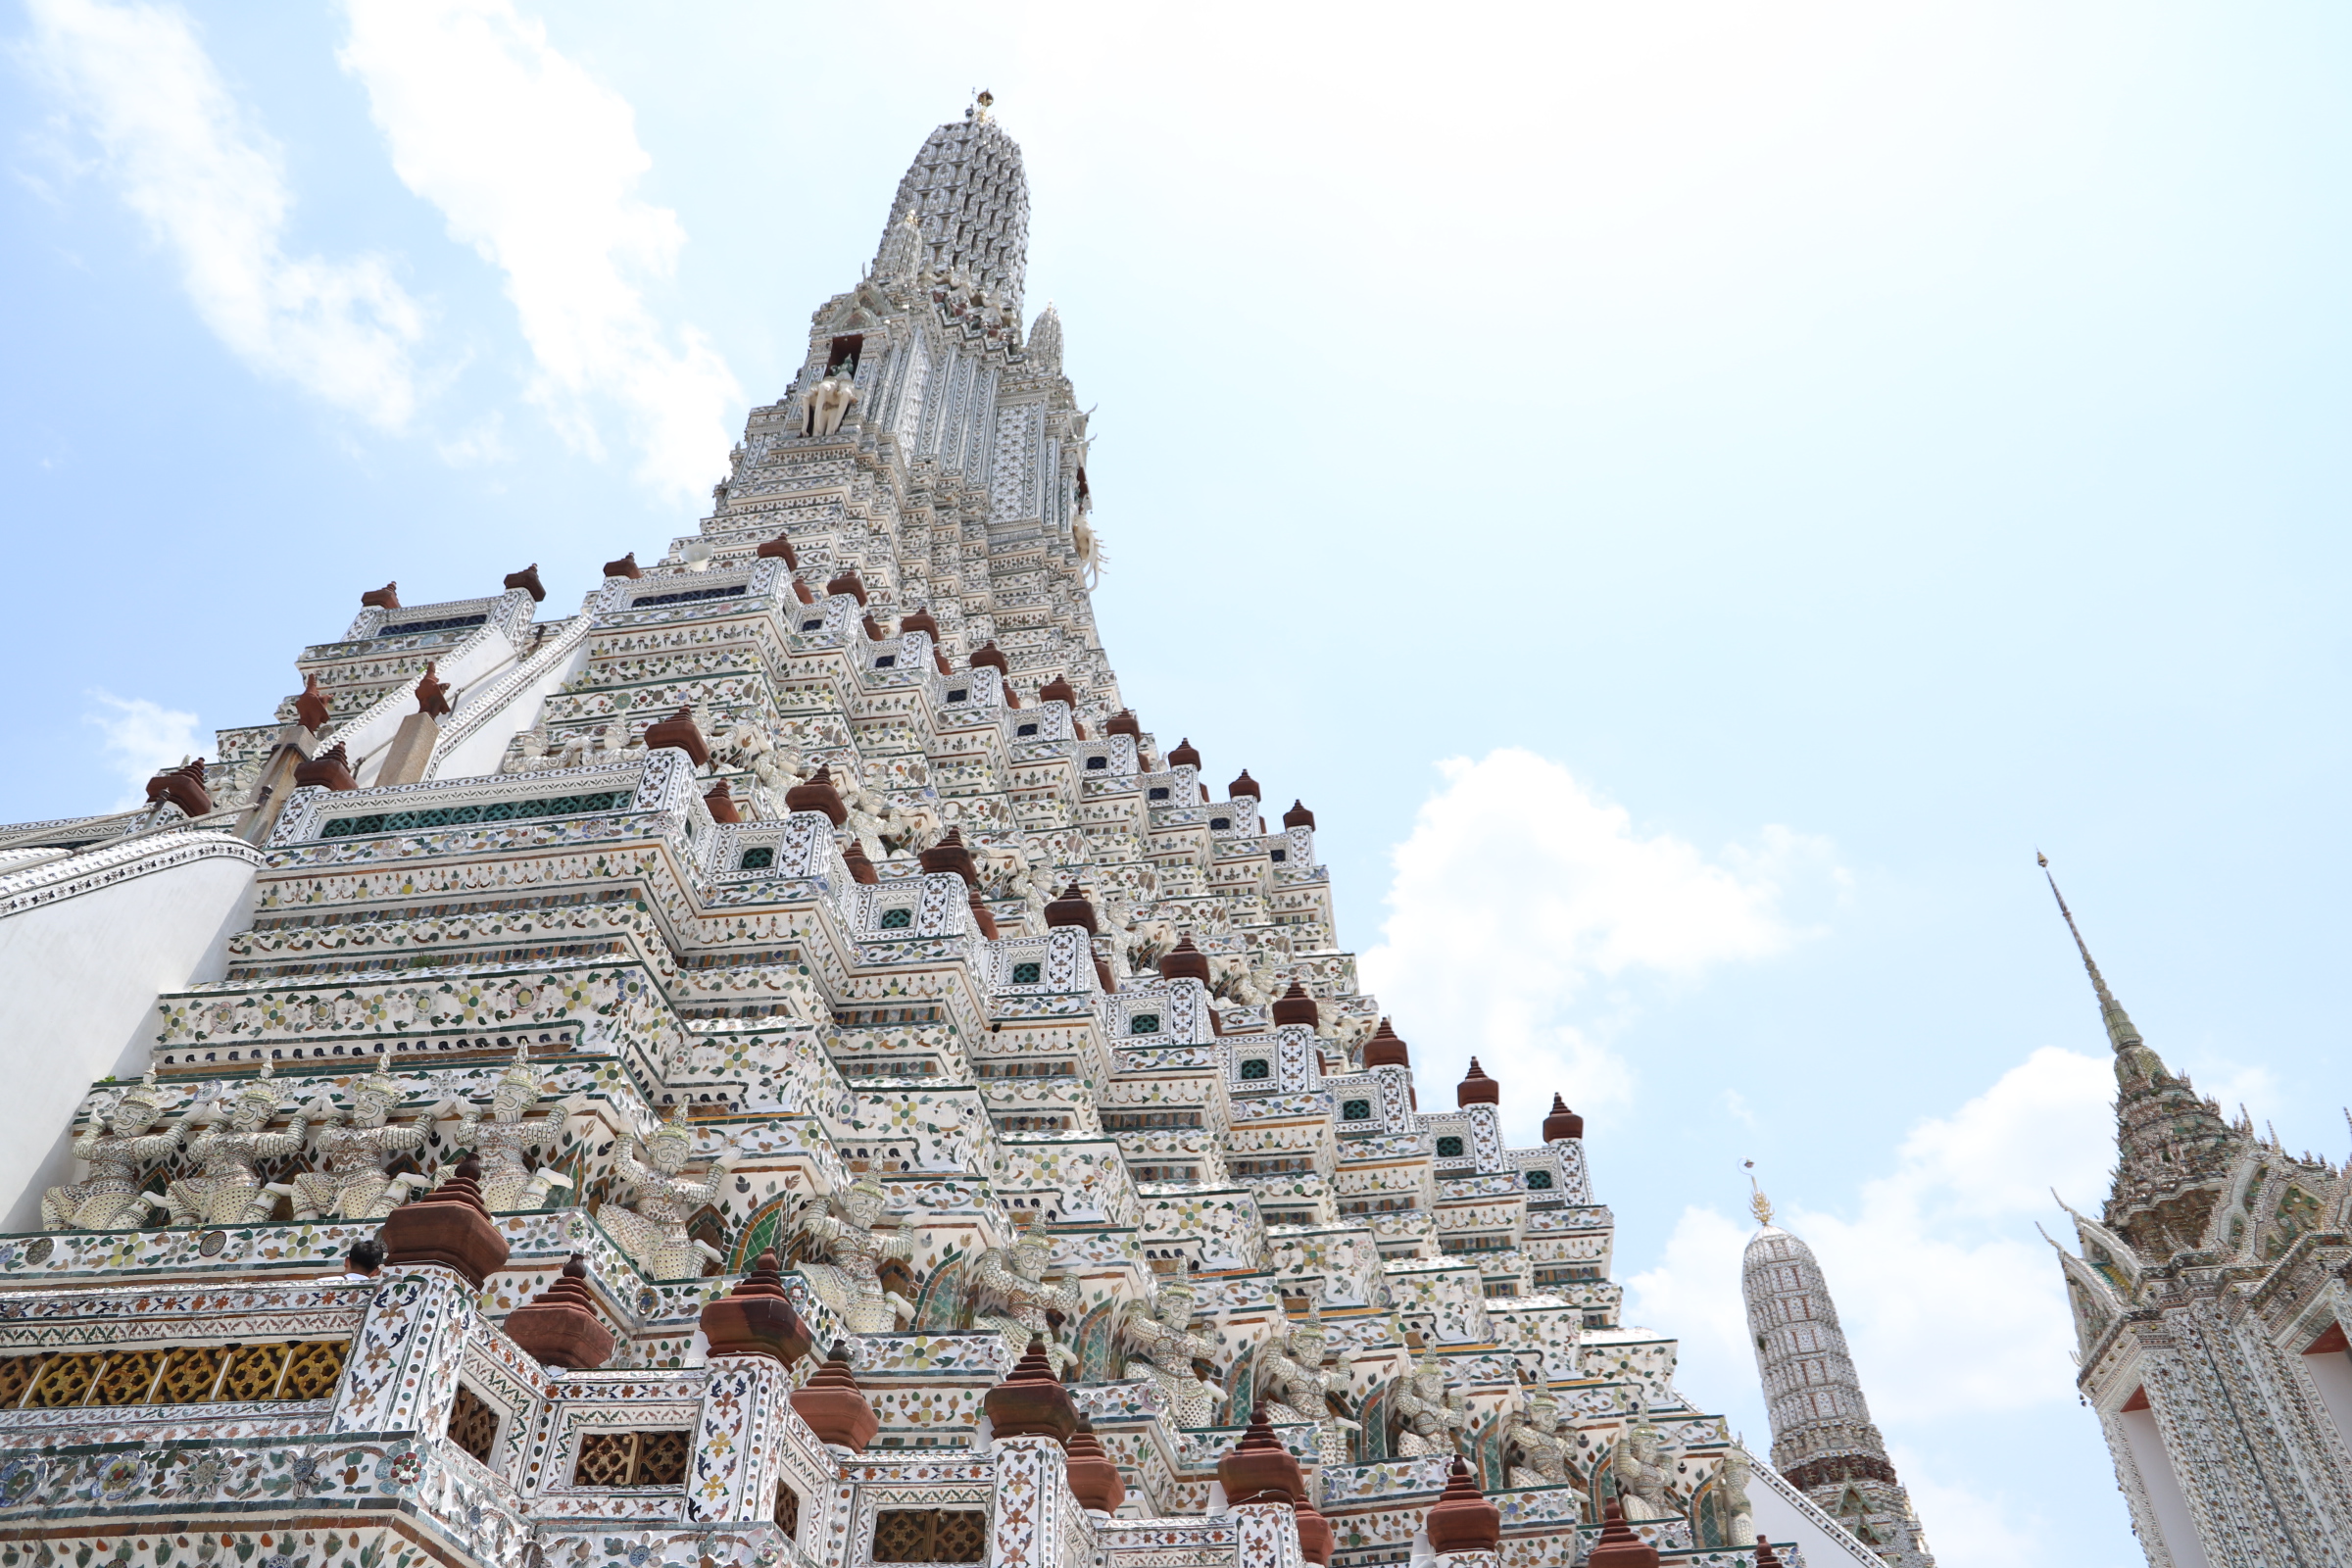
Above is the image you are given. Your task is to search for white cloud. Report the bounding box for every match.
[338,0,740,500]
[23,0,424,426]
[1622,1201,1759,1415]
[84,691,201,808]
[1358,750,1836,1125]
[1625,1049,2115,1565]
[437,410,512,467]
[1631,1047,2114,1427]
[1891,1453,2046,1566]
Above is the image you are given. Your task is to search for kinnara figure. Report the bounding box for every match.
[161,1064,312,1227]
[1392,1348,1470,1457]
[445,1043,576,1213]
[280,1051,431,1221]
[602,1102,737,1281]
[1256,1304,1359,1465]
[1503,1388,1571,1488]
[795,1171,916,1332]
[42,1070,182,1231]
[971,1213,1081,1375]
[1119,1277,1226,1430]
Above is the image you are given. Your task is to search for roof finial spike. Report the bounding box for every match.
[2039,854,2144,1054]
[1743,1159,1773,1227]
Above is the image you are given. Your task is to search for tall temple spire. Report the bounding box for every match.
[873,104,1032,312]
[2036,855,2240,1258]
[2038,852,2143,1052]
[1742,1211,1936,1568]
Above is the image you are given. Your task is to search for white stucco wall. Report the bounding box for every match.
[2120,1403,2211,1568]
[427,631,592,782]
[2301,1345,2352,1455]
[0,839,259,1230]
[1745,1461,1882,1567]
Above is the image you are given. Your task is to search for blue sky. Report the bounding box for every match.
[10,3,2352,1560]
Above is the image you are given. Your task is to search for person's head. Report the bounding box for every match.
[347,1239,386,1276]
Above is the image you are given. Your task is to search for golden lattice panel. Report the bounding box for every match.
[217,1344,289,1402]
[153,1347,227,1404]
[27,1352,102,1408]
[87,1350,166,1407]
[278,1341,346,1401]
[574,1433,639,1488]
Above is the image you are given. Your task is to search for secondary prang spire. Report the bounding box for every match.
[2038,851,2143,1052]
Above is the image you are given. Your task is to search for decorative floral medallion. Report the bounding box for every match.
[0,1456,40,1504]
[380,1447,423,1490]
[92,1453,145,1502]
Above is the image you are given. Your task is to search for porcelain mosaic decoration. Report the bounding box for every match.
[0,102,1910,1568]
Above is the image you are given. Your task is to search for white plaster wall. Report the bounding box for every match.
[2300,1347,2352,1456]
[2120,1404,2212,1568]
[0,852,258,1230]
[428,634,593,783]
[1744,1463,1881,1567]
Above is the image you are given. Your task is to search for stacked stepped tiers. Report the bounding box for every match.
[0,105,1841,1568]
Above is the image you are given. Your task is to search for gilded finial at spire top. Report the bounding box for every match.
[1744,1160,1773,1226]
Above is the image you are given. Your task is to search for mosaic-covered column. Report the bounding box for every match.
[330,1266,478,1440]
[991,1434,1080,1568]
[1232,1500,1303,1568]
[687,1354,798,1523]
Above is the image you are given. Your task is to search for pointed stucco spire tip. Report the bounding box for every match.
[2041,862,2145,1053]
[877,105,1029,313]
[1028,302,1063,374]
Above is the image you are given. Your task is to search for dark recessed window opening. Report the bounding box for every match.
[826,334,865,376]
[874,655,897,668]
[1526,1168,1555,1190]
[633,584,747,609]
[1011,961,1042,984]
[1016,723,1039,737]
[1209,816,1231,830]
[879,907,913,929]
[1342,1099,1371,1121]
[448,1384,498,1464]
[948,689,968,704]
[321,790,631,840]
[1130,1013,1160,1035]
[1085,756,1107,769]
[802,619,824,631]
[1148,787,1169,801]
[1436,1135,1465,1157]
[573,1430,692,1488]
[873,1510,987,1565]
[740,847,775,870]
[379,613,488,638]
[1240,1058,1271,1081]
[1270,849,1287,861]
